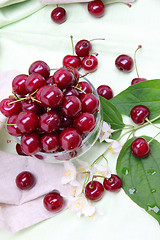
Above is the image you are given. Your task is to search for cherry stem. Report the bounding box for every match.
[70,35,75,56]
[73,85,86,94]
[145,117,160,130]
[0,121,16,126]
[148,132,160,145]
[8,97,26,105]
[89,38,105,42]
[105,2,132,7]
[134,45,142,78]
[80,72,90,78]
[14,93,20,100]
[7,139,18,144]
[71,69,79,86]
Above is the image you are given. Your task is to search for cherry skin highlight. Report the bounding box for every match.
[16,171,36,190]
[43,192,64,212]
[41,133,59,152]
[51,7,67,24]
[115,54,134,72]
[88,0,105,18]
[103,174,122,192]
[85,180,104,201]
[130,105,150,125]
[131,137,150,158]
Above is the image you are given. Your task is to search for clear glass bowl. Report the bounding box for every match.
[17,76,102,163]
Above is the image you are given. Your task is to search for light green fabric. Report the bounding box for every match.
[0,0,27,8]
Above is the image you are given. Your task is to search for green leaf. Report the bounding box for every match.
[100,95,125,139]
[110,79,160,123]
[116,136,160,224]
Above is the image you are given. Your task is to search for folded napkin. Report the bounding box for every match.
[0,151,72,232]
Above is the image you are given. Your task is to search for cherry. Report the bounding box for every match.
[25,73,46,93]
[60,127,82,151]
[21,133,41,155]
[82,55,98,72]
[97,85,113,100]
[131,78,147,85]
[28,60,50,79]
[103,174,122,192]
[40,85,63,108]
[0,98,21,117]
[53,68,74,89]
[78,81,92,96]
[7,115,21,137]
[12,74,28,96]
[35,85,47,106]
[51,7,67,24]
[62,96,82,118]
[39,111,61,133]
[75,39,92,57]
[63,87,79,97]
[16,171,36,190]
[85,180,104,201]
[41,133,59,152]
[66,67,80,85]
[131,137,150,158]
[80,93,99,114]
[16,143,27,156]
[63,55,82,71]
[43,191,64,212]
[130,105,150,124]
[46,75,55,85]
[22,99,43,115]
[74,112,96,134]
[60,114,73,128]
[17,111,38,133]
[88,0,105,18]
[115,54,134,72]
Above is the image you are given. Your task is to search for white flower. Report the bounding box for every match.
[62,161,77,185]
[106,139,122,154]
[99,121,114,143]
[92,163,111,179]
[68,194,96,217]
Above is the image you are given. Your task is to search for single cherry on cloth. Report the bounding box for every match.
[0,98,21,117]
[75,39,92,57]
[51,7,67,24]
[74,112,96,134]
[97,85,113,100]
[28,60,50,79]
[40,85,63,108]
[88,0,105,18]
[25,73,46,94]
[60,127,82,151]
[62,96,82,118]
[16,171,36,190]
[39,111,61,133]
[43,191,64,212]
[130,105,150,125]
[17,111,38,133]
[7,115,21,137]
[115,54,134,72]
[103,174,122,192]
[12,74,28,96]
[80,93,99,114]
[131,137,150,158]
[63,55,82,71]
[82,55,98,72]
[41,133,59,152]
[131,78,147,85]
[53,68,75,89]
[85,180,104,201]
[21,133,41,155]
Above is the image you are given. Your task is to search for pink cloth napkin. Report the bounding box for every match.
[0,151,72,232]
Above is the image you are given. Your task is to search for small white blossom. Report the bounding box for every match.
[106,139,122,154]
[99,121,114,143]
[62,161,77,185]
[92,163,111,179]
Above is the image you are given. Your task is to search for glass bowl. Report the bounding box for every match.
[17,76,102,163]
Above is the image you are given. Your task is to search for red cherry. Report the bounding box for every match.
[88,0,105,18]
[22,99,43,115]
[131,137,150,158]
[35,85,47,106]
[51,7,67,24]
[131,78,147,85]
[43,192,64,212]
[74,112,96,134]
[16,171,36,190]
[80,93,99,114]
[7,115,21,137]
[39,111,61,133]
[16,143,27,156]
[28,60,50,79]
[103,174,122,192]
[0,98,21,117]
[63,55,82,71]
[130,105,150,124]
[17,111,38,133]
[78,81,92,96]
[75,39,92,57]
[115,54,134,72]
[25,73,46,93]
[82,55,98,72]
[97,85,113,100]
[12,74,28,96]
[41,133,59,152]
[40,85,63,108]
[85,181,104,201]
[21,133,41,155]
[63,87,79,97]
[60,127,82,151]
[53,68,74,89]
[62,96,82,118]
[46,76,55,85]
[66,67,80,85]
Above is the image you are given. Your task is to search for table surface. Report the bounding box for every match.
[0,0,160,239]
